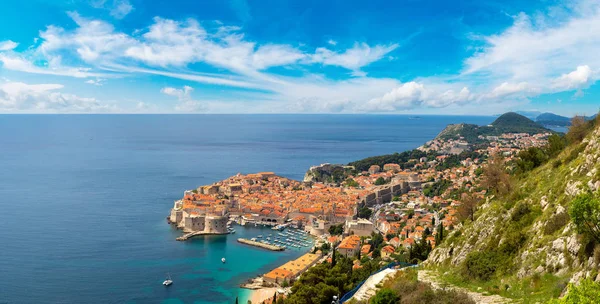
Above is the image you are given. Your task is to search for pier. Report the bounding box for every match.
[176,231,228,241]
[237,238,285,251]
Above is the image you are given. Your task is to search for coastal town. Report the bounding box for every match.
[167,127,554,303]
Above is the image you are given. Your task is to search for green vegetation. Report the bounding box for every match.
[369,288,399,304]
[437,112,554,143]
[328,224,344,236]
[514,134,567,174]
[435,151,483,171]
[423,179,452,197]
[307,166,355,184]
[348,149,430,172]
[371,269,474,304]
[569,192,600,242]
[358,207,373,219]
[547,279,600,304]
[345,178,360,188]
[283,255,382,304]
[374,177,387,186]
[428,112,600,303]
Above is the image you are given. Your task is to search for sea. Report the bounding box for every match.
[0,114,495,304]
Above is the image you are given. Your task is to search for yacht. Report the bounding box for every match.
[163,273,173,286]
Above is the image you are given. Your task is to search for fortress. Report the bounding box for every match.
[169,200,229,234]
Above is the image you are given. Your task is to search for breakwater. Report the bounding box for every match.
[237,238,285,251]
[176,231,228,241]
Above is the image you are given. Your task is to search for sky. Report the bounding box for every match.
[0,0,599,115]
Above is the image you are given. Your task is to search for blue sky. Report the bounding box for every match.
[0,0,598,115]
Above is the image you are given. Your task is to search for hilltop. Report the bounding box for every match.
[426,120,600,302]
[436,112,553,143]
[536,113,572,127]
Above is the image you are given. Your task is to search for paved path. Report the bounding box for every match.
[418,270,512,304]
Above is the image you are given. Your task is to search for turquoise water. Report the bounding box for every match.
[0,114,495,303]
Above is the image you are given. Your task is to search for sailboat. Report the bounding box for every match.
[163,273,173,286]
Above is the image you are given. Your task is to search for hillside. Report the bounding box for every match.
[426,124,600,302]
[536,113,571,127]
[436,112,553,143]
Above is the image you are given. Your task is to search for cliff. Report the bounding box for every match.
[426,124,600,301]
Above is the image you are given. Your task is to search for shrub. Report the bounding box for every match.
[552,160,562,168]
[462,251,501,281]
[548,279,600,304]
[544,212,570,235]
[511,202,531,223]
[370,288,399,304]
[569,192,600,242]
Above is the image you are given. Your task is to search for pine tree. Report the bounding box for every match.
[235,296,238,304]
[331,248,337,267]
[273,292,277,303]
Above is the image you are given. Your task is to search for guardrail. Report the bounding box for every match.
[339,261,414,303]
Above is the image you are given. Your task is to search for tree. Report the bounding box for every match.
[235,297,238,304]
[569,192,600,242]
[481,154,512,195]
[371,288,399,304]
[331,248,337,267]
[345,178,360,188]
[358,207,372,219]
[328,224,344,235]
[374,177,387,185]
[457,193,481,222]
[435,223,444,245]
[567,116,589,143]
[372,248,381,258]
[273,292,277,303]
[370,232,384,249]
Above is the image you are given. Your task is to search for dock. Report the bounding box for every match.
[237,238,285,251]
[176,231,228,241]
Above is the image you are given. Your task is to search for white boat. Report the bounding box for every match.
[221,257,226,263]
[163,273,173,286]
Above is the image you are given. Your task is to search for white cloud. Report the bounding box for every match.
[327,39,337,46]
[0,81,117,112]
[0,40,18,51]
[487,82,535,98]
[0,53,112,78]
[552,65,593,90]
[161,85,206,112]
[85,78,106,86]
[110,0,134,19]
[464,2,600,87]
[311,42,398,75]
[360,82,474,112]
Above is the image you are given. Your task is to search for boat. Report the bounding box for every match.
[163,273,173,286]
[221,257,226,263]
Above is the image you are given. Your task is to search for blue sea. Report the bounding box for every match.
[0,115,494,304]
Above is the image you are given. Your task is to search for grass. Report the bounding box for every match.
[431,265,569,303]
